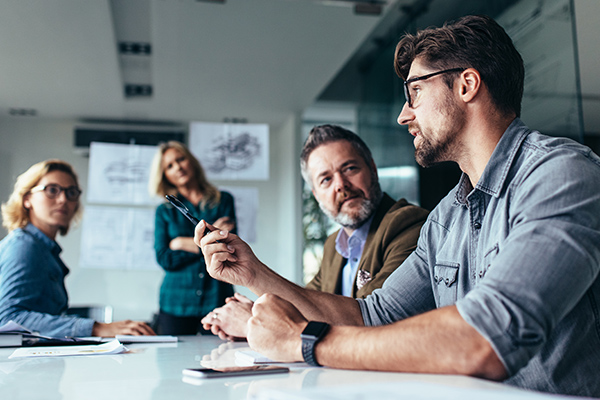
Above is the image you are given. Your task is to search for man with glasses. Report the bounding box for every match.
[196,15,600,397]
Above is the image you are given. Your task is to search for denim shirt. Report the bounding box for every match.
[0,224,95,337]
[358,119,600,397]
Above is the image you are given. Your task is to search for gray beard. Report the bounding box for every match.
[319,181,382,230]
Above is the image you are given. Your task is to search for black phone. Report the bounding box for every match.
[182,365,289,379]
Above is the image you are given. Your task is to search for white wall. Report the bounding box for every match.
[0,116,302,321]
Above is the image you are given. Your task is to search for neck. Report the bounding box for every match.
[456,113,516,187]
[177,184,203,204]
[342,226,355,236]
[33,222,58,240]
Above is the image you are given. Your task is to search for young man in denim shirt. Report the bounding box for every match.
[196,15,600,397]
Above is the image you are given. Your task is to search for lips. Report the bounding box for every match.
[337,193,363,211]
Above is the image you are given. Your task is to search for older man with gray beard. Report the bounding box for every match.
[201,124,428,340]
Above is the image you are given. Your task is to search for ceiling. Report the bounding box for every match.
[0,0,400,129]
[1,0,597,135]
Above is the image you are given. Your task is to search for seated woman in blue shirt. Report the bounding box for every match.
[149,141,236,335]
[0,159,155,337]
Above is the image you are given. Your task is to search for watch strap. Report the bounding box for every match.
[301,321,330,367]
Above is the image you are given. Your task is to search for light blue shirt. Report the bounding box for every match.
[358,119,600,397]
[335,214,374,297]
[0,224,95,337]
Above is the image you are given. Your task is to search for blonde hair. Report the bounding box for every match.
[148,141,220,209]
[1,159,83,235]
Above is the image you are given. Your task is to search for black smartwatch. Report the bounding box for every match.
[300,321,330,366]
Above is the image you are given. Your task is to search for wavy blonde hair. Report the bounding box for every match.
[148,141,220,209]
[1,159,83,235]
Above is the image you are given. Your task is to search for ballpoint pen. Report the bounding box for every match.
[165,195,220,240]
[165,194,200,225]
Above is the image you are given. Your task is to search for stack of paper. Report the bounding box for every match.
[8,339,127,359]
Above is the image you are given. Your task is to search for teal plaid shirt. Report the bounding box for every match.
[154,191,235,317]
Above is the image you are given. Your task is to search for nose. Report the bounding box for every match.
[55,189,68,203]
[333,173,350,192]
[397,102,414,126]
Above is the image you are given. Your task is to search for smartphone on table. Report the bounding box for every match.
[182,365,289,379]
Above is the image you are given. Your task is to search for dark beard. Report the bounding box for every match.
[414,93,465,168]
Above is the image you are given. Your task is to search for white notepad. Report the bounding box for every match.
[115,335,177,343]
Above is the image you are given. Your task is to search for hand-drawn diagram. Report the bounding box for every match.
[104,160,148,184]
[79,205,160,270]
[87,142,160,205]
[219,186,259,243]
[189,122,269,181]
[206,132,261,173]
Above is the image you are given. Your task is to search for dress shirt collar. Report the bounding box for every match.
[455,118,529,205]
[335,213,375,259]
[23,223,62,256]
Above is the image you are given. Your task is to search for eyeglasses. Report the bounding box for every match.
[403,68,466,108]
[30,184,82,201]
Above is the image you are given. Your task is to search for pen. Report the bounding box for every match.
[165,195,220,241]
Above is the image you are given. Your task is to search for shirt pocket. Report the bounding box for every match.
[433,262,459,307]
[476,243,499,283]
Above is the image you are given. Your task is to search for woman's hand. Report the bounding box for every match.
[169,237,200,254]
[92,320,155,337]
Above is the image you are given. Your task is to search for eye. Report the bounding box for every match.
[46,185,61,196]
[66,187,81,200]
[320,177,331,186]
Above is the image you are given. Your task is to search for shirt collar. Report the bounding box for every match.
[335,213,375,259]
[24,223,62,256]
[455,118,530,204]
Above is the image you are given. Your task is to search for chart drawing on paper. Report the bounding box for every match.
[189,122,269,181]
[79,206,160,270]
[87,142,160,205]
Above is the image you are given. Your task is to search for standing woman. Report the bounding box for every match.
[0,159,154,337]
[149,141,236,335]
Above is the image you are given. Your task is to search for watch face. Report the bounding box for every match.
[301,321,329,338]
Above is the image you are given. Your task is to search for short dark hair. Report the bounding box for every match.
[300,124,375,187]
[395,15,524,117]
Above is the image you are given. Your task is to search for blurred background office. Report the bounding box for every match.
[0,0,598,323]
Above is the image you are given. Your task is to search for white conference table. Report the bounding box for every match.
[0,335,570,400]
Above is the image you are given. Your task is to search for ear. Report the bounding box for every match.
[23,194,31,210]
[370,160,378,179]
[458,68,481,103]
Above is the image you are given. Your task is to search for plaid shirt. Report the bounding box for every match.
[154,191,235,317]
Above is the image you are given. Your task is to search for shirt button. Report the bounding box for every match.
[199,273,205,279]
[196,290,203,296]
[352,258,358,262]
[474,222,482,229]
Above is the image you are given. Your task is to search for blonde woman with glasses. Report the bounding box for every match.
[0,159,155,337]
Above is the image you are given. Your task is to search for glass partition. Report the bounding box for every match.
[302,0,584,282]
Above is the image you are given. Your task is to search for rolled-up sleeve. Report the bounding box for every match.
[456,150,600,375]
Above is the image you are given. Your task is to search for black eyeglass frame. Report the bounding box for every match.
[403,67,466,108]
[30,184,82,201]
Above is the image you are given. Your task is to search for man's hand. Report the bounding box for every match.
[247,293,307,362]
[195,220,264,288]
[92,320,155,337]
[201,293,254,340]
